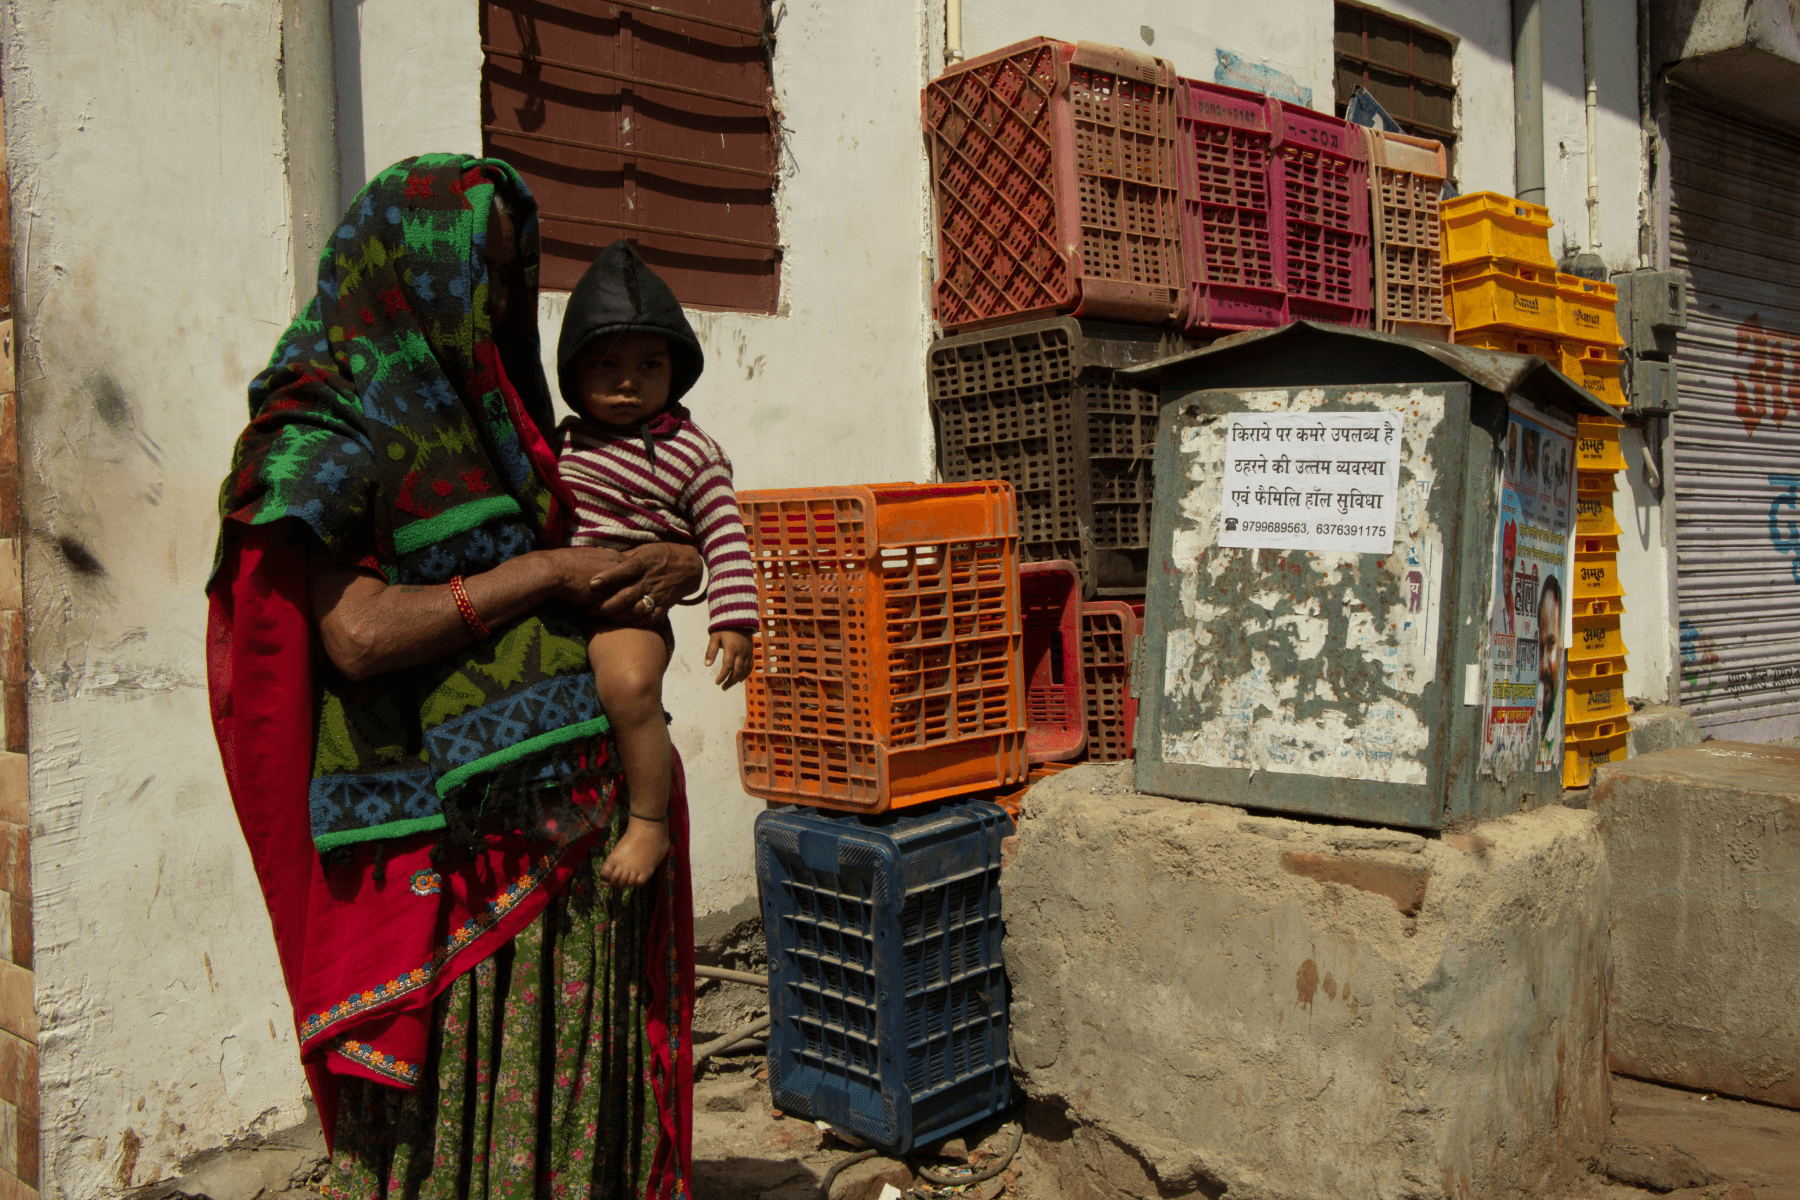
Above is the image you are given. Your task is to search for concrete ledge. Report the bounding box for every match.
[1627,705,1703,758]
[1592,741,1800,1109]
[1003,764,1610,1200]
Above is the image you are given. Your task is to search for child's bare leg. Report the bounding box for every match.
[588,625,672,887]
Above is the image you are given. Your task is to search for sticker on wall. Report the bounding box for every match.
[1218,410,1404,554]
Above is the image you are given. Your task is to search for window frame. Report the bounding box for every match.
[1332,0,1459,174]
[479,0,783,313]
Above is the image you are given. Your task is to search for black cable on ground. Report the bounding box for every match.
[818,1148,878,1200]
[910,1121,1023,1187]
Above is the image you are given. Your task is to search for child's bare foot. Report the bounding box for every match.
[599,816,670,888]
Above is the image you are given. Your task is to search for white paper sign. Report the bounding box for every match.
[1218,411,1404,553]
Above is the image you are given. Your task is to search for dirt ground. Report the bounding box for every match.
[691,1051,1800,1200]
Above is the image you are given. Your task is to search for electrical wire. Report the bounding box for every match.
[818,1149,878,1200]
[910,1121,1023,1187]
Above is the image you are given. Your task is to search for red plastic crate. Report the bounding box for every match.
[1270,102,1371,327]
[737,483,1028,813]
[1174,78,1285,334]
[1080,600,1142,762]
[1020,561,1085,763]
[1366,128,1451,341]
[924,38,1184,333]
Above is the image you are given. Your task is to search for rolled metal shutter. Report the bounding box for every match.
[1668,93,1800,741]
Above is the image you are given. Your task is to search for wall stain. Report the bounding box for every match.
[1295,958,1319,1010]
[54,535,105,577]
[117,1128,141,1189]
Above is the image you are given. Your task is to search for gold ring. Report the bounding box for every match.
[638,594,655,613]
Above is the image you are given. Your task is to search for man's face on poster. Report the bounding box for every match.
[1538,588,1562,723]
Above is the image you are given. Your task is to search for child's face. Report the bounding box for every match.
[577,332,671,425]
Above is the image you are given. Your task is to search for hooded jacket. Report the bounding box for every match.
[556,239,706,411]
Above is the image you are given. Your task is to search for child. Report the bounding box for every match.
[554,240,757,887]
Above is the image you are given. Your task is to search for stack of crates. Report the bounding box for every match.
[736,482,1028,814]
[1556,275,1627,407]
[755,798,1013,1153]
[1365,128,1451,341]
[1565,418,1631,786]
[1444,192,1560,352]
[923,39,1434,777]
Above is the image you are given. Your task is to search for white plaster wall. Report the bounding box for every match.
[963,0,1335,106]
[333,0,484,208]
[3,3,313,1197]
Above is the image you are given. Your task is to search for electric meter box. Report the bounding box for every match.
[1122,323,1617,830]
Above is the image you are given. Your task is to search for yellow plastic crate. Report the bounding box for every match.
[1577,467,1617,494]
[1571,617,1627,661]
[1574,594,1626,619]
[1576,494,1621,536]
[1568,652,1628,682]
[1442,192,1556,268]
[1572,552,1622,603]
[1576,493,1621,535]
[1452,329,1558,358]
[1558,341,1626,408]
[1568,677,1630,723]
[1447,258,1560,336]
[1563,729,1629,788]
[1574,532,1620,556]
[1556,274,1623,346]
[1575,415,1625,470]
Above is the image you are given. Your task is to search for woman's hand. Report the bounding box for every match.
[588,542,705,625]
[538,546,632,616]
[704,630,754,689]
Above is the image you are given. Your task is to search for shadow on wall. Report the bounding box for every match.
[332,0,365,211]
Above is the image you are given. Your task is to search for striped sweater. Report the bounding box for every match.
[557,413,758,632]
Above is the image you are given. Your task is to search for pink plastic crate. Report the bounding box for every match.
[924,38,1185,333]
[1020,560,1086,763]
[1174,79,1285,335]
[1270,102,1372,327]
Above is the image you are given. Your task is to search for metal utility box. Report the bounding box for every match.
[1626,357,1681,416]
[1612,269,1688,358]
[1124,323,1616,830]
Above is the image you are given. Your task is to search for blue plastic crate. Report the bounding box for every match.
[754,800,1014,1153]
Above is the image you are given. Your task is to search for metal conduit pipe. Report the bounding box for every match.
[1513,0,1545,205]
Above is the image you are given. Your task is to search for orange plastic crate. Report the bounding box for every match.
[1081,599,1143,762]
[737,482,1028,813]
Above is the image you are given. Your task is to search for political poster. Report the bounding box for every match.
[1481,399,1576,777]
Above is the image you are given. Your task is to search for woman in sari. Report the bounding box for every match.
[207,155,698,1199]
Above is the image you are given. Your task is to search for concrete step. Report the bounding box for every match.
[1592,741,1800,1110]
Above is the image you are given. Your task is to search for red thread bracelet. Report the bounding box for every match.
[449,575,492,639]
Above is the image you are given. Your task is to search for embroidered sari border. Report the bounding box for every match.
[331,1038,423,1086]
[431,714,612,798]
[297,839,578,1053]
[393,495,523,554]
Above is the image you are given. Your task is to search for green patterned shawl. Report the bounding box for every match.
[216,155,611,852]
